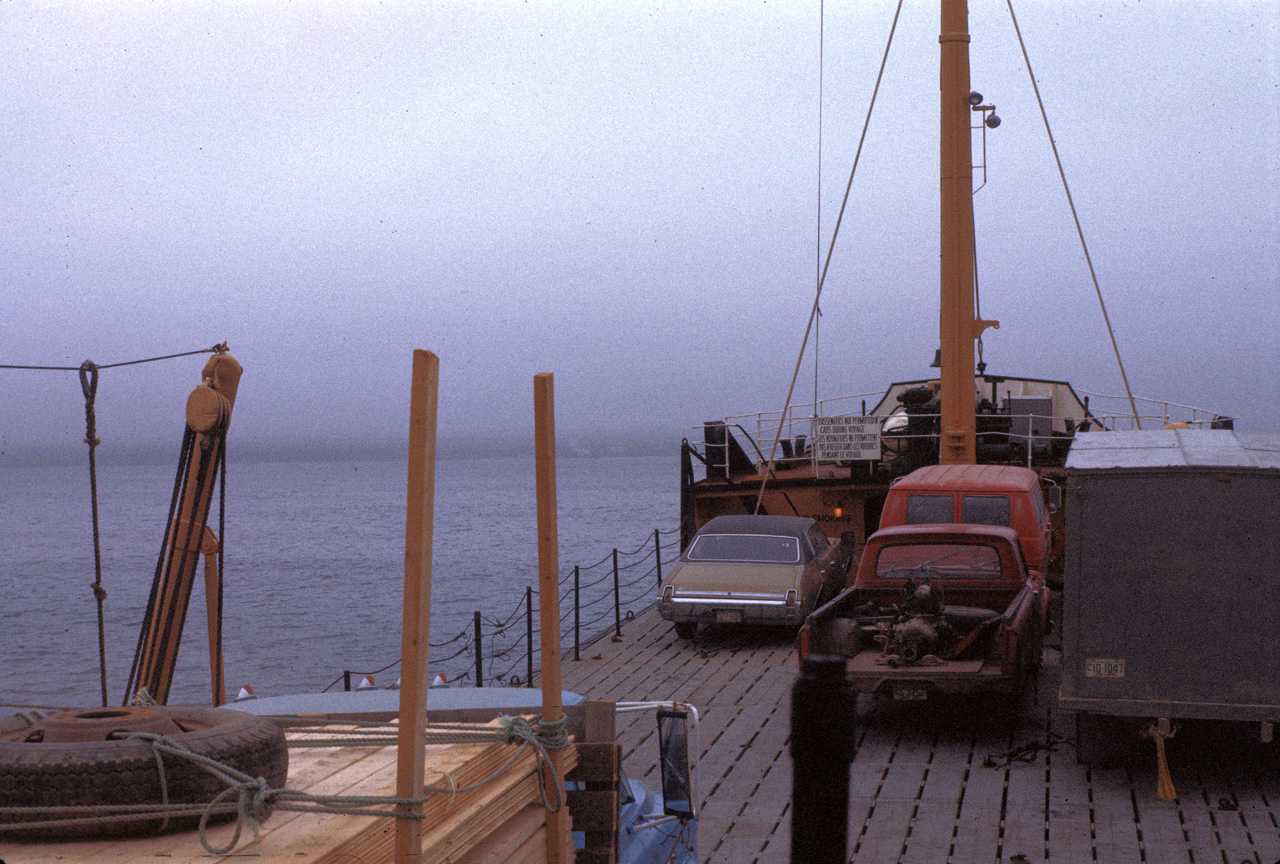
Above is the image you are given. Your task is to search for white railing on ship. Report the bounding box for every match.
[1072,389,1233,431]
[721,392,887,459]
[699,405,1237,476]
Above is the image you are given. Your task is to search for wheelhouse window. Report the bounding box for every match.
[960,495,1011,526]
[875,543,1001,578]
[686,534,801,564]
[906,494,953,524]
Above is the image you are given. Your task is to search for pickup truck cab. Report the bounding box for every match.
[799,524,1049,701]
[878,464,1057,575]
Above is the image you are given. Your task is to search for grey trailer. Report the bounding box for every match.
[1059,429,1280,763]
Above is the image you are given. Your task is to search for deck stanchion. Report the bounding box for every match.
[533,372,570,864]
[573,566,581,662]
[654,528,662,586]
[474,610,483,687]
[526,586,534,688]
[612,548,621,639]
[343,670,352,692]
[791,655,857,864]
[395,349,439,864]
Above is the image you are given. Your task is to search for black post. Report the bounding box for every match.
[573,565,581,662]
[654,529,663,586]
[474,610,484,688]
[526,586,534,688]
[612,548,622,639]
[791,656,857,864]
[343,670,352,692]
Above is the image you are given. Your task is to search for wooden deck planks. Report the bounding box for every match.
[550,607,1280,864]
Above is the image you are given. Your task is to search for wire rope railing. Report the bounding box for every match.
[329,526,682,693]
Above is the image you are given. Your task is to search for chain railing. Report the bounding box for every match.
[329,525,682,693]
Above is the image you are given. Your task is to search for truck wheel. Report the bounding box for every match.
[674,622,697,639]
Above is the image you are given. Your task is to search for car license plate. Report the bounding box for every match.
[715,609,744,624]
[893,682,928,701]
[1085,658,1125,678]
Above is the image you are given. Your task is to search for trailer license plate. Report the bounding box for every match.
[1085,658,1125,678]
[893,683,928,701]
[715,609,743,624]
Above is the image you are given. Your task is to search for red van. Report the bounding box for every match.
[877,464,1057,574]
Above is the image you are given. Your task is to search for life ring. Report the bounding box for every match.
[0,705,288,841]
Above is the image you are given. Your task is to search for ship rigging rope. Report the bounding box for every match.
[1,344,226,706]
[1005,0,1141,428]
[0,344,223,371]
[123,424,228,707]
[755,0,905,516]
[79,362,110,709]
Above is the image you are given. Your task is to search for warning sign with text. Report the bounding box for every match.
[814,416,881,462]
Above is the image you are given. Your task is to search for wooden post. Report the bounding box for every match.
[534,372,569,864]
[395,350,439,864]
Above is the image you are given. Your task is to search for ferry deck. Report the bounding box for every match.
[559,606,1280,864]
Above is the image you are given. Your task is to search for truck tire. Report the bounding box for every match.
[0,705,288,841]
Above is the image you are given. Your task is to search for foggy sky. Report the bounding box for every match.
[1,0,1277,464]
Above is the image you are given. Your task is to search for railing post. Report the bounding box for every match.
[613,548,622,639]
[573,565,581,662]
[474,610,483,688]
[526,586,534,688]
[654,529,663,586]
[343,670,352,692]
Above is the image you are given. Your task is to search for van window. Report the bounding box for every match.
[906,494,953,524]
[961,495,1010,526]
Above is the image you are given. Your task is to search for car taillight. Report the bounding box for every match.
[798,625,809,661]
[660,585,674,605]
[785,588,798,608]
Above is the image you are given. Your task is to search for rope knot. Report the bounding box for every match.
[91,583,108,601]
[246,776,275,823]
[497,715,535,746]
[535,717,569,751]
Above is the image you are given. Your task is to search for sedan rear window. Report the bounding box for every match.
[875,543,1001,578]
[686,534,801,564]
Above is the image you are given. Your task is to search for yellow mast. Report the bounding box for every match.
[939,0,996,464]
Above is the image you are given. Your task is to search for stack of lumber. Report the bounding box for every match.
[3,717,577,864]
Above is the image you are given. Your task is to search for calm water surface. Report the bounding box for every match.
[0,454,678,707]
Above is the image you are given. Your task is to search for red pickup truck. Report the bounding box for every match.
[798,524,1049,701]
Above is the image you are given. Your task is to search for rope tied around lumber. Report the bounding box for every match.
[0,715,570,855]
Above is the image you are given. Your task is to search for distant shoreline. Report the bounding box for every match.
[0,432,685,467]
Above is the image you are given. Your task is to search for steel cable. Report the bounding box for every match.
[1004,0,1142,427]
